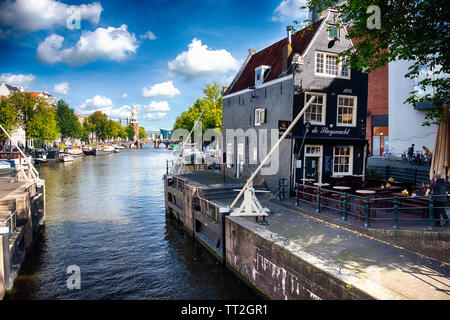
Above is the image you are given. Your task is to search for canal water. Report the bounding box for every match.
[6,145,259,300]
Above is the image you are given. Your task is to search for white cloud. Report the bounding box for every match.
[0,73,35,88]
[107,105,131,118]
[272,0,308,22]
[37,25,138,66]
[168,38,239,78]
[80,95,113,112]
[142,81,180,98]
[53,82,69,95]
[139,30,156,40]
[144,112,167,120]
[121,93,128,99]
[79,96,133,118]
[131,101,170,121]
[0,0,102,33]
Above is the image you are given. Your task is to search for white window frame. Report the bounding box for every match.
[304,92,326,126]
[315,51,350,79]
[254,108,266,126]
[332,145,353,176]
[336,95,357,127]
[255,65,271,86]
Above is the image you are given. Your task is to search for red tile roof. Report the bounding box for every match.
[226,20,323,95]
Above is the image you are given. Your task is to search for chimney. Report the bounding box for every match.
[282,27,293,74]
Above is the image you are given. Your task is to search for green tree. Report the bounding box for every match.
[295,0,449,125]
[108,120,123,140]
[173,82,223,133]
[88,111,109,141]
[139,127,147,139]
[0,97,20,150]
[7,92,59,144]
[125,124,135,140]
[81,121,94,144]
[56,99,81,139]
[27,99,60,142]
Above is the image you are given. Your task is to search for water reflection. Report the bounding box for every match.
[6,145,258,300]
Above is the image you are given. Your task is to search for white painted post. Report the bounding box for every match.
[229,96,316,209]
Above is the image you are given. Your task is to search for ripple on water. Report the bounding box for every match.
[6,146,259,300]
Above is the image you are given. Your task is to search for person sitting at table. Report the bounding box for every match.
[425,174,449,227]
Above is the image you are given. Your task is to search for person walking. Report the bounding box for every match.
[425,174,449,227]
[407,144,415,164]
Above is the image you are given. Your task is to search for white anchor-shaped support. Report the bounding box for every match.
[230,183,270,218]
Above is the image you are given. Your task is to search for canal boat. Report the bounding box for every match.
[97,145,115,155]
[62,155,74,162]
[33,149,48,165]
[46,150,62,164]
[82,147,96,156]
[68,146,83,157]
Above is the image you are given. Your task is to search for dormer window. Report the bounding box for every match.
[255,65,271,86]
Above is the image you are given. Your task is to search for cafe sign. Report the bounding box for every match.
[310,126,351,136]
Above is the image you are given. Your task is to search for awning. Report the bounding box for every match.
[429,104,450,181]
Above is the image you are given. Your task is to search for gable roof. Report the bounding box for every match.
[225,19,324,95]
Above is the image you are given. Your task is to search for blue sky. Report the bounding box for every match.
[0,0,309,130]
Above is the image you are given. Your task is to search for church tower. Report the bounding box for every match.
[130,105,141,148]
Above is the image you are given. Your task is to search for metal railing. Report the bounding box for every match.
[367,165,430,185]
[1,209,17,235]
[294,183,449,231]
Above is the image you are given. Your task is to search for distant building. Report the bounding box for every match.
[366,61,439,157]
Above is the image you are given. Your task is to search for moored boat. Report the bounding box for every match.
[82,147,96,156]
[68,146,83,157]
[62,155,74,162]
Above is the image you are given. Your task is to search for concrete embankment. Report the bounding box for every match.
[0,176,45,299]
[164,172,450,300]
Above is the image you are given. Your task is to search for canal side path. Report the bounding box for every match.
[207,192,450,300]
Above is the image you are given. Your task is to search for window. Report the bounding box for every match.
[305,145,322,156]
[315,51,350,79]
[333,146,353,175]
[254,65,271,86]
[337,95,357,126]
[254,108,266,126]
[304,92,326,125]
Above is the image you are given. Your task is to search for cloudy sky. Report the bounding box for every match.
[0,0,309,130]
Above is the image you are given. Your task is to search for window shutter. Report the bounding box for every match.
[254,109,260,126]
[261,109,266,124]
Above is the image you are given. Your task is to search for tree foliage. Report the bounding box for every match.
[173,82,223,133]
[295,0,449,125]
[125,124,135,140]
[5,92,60,142]
[56,99,83,139]
[0,98,19,141]
[139,127,147,139]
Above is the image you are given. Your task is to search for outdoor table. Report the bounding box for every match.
[314,183,330,187]
[332,186,351,191]
[300,178,315,185]
[356,190,376,195]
